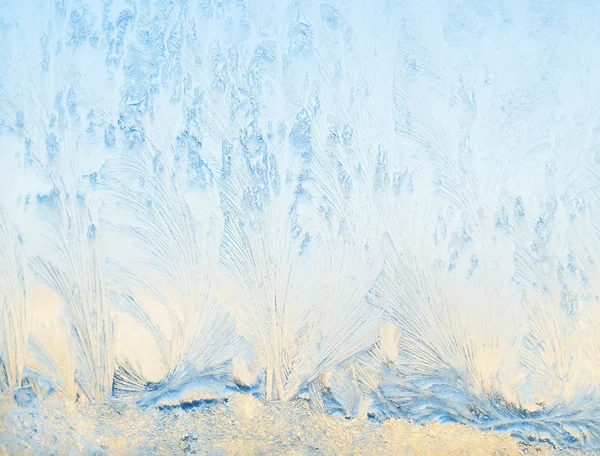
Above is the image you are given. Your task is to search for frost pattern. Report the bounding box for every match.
[0,209,29,390]
[1,0,600,453]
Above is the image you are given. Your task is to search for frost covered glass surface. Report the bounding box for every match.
[1,0,600,454]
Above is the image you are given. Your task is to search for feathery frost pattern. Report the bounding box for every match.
[0,209,29,390]
[1,0,600,453]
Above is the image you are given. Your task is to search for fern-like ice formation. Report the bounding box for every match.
[0,209,30,391]
[1,0,600,452]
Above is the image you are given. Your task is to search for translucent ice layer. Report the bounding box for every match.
[1,0,600,452]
